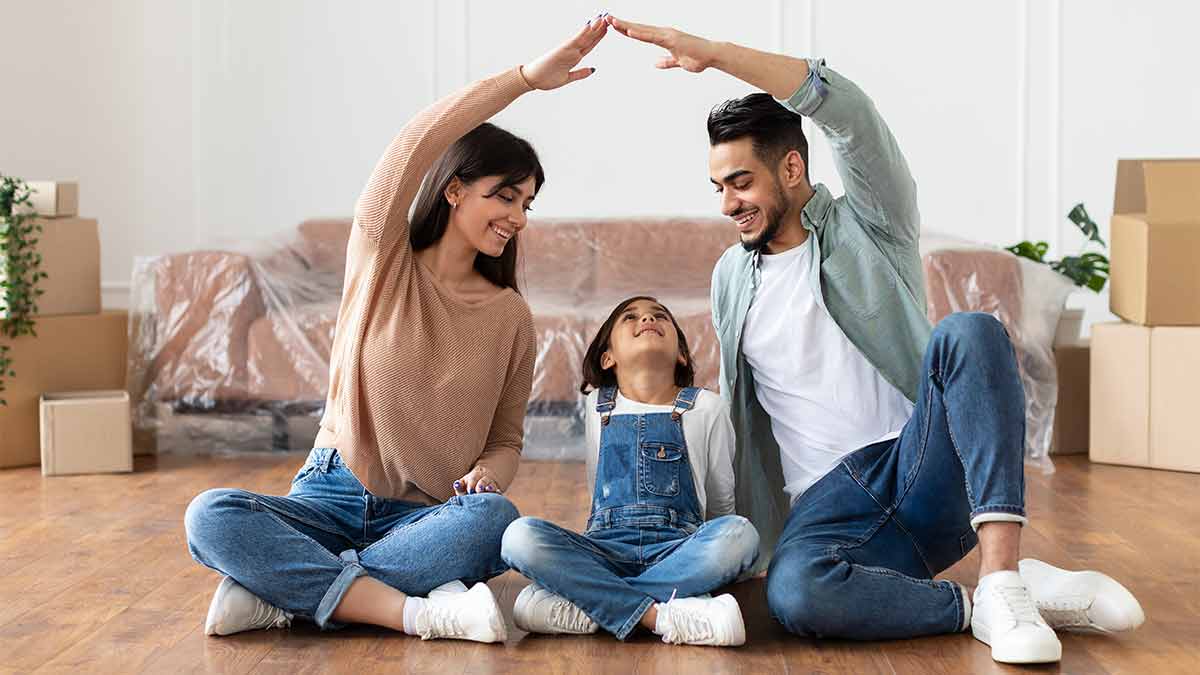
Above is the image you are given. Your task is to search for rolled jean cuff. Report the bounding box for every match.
[969,509,1028,532]
[616,596,657,641]
[314,549,369,630]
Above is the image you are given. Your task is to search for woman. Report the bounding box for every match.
[184,15,611,643]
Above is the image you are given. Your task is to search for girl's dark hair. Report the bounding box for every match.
[708,93,809,180]
[580,295,696,394]
[409,122,545,292]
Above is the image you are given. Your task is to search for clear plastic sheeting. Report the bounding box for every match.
[127,218,732,460]
[922,234,1075,471]
[128,219,1071,467]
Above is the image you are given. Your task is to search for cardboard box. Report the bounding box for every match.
[1110,159,1200,325]
[14,181,79,217]
[0,217,101,318]
[1090,322,1200,472]
[0,311,128,469]
[1049,341,1089,455]
[40,390,132,475]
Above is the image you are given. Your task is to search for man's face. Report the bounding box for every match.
[709,138,790,252]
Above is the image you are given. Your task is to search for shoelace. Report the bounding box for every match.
[993,584,1045,628]
[419,604,466,640]
[548,598,594,633]
[249,597,291,630]
[1037,596,1093,629]
[660,591,714,645]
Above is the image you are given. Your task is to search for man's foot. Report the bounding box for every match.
[972,571,1062,664]
[512,583,599,634]
[413,582,507,643]
[655,593,745,647]
[204,576,293,636]
[1019,558,1145,634]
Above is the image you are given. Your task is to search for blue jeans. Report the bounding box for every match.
[766,313,1027,640]
[184,448,519,629]
[501,514,759,639]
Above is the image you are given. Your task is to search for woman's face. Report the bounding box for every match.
[446,175,536,258]
[602,299,687,374]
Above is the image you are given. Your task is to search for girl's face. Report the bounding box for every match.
[601,299,688,375]
[445,175,536,258]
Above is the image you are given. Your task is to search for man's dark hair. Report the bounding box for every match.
[707,93,809,180]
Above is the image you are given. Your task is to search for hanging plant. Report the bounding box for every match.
[1007,203,1110,293]
[0,174,48,406]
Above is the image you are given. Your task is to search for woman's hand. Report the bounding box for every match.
[522,13,609,91]
[606,15,719,73]
[453,465,501,496]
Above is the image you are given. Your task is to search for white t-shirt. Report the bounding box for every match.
[584,388,736,519]
[741,237,913,503]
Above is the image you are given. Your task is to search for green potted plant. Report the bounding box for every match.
[1007,203,1110,292]
[0,174,48,406]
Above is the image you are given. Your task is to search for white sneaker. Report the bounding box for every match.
[655,593,745,647]
[1019,558,1145,634]
[428,580,469,597]
[413,582,507,643]
[204,576,293,637]
[512,583,599,635]
[971,571,1062,664]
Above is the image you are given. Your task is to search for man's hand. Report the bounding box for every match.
[453,465,501,496]
[522,13,609,91]
[606,15,719,73]
[606,15,808,100]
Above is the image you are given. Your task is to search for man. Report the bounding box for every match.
[607,15,1142,664]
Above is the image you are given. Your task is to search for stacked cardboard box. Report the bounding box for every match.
[0,181,132,470]
[1050,309,1089,455]
[1091,159,1200,473]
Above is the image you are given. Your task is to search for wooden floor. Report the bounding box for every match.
[1,453,1197,674]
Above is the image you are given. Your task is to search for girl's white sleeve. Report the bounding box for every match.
[704,398,738,518]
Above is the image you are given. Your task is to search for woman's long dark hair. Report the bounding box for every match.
[580,295,696,394]
[409,122,545,292]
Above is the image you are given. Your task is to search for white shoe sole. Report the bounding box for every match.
[972,621,1062,664]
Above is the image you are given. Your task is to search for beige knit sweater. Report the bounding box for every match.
[314,67,537,503]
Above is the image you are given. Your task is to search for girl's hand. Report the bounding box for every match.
[453,466,501,496]
[522,13,609,91]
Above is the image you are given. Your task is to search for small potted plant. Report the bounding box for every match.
[0,174,48,406]
[1007,203,1110,292]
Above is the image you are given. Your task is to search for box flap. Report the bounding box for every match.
[1114,159,1200,223]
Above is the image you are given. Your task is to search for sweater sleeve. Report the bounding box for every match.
[475,309,537,492]
[354,67,534,250]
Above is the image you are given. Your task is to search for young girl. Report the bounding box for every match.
[501,296,759,646]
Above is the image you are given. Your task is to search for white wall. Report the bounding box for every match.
[2,0,1198,326]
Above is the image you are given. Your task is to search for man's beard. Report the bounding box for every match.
[739,180,792,252]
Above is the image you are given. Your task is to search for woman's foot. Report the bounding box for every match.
[513,583,598,634]
[410,582,507,643]
[653,593,745,647]
[1019,558,1145,633]
[204,576,292,636]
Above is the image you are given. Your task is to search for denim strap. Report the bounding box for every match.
[670,386,701,421]
[596,386,618,426]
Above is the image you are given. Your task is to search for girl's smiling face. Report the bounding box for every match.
[601,299,688,374]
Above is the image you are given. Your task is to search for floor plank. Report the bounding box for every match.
[0,453,1194,673]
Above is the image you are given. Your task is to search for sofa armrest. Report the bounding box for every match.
[141,251,267,406]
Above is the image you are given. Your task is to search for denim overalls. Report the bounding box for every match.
[501,385,759,639]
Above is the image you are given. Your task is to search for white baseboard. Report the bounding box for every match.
[101,281,131,310]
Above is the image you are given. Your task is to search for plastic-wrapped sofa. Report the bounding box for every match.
[129,219,1070,465]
